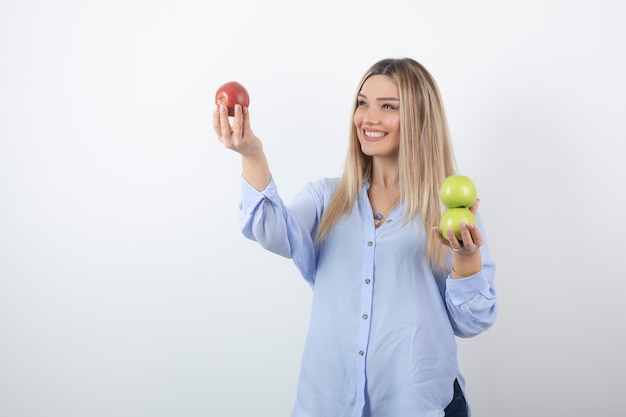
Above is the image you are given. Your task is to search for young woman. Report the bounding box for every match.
[213,57,497,417]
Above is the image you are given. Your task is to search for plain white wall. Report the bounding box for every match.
[1,0,625,416]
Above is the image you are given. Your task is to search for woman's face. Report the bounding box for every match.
[353,74,401,158]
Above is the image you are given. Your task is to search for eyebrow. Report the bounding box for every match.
[358,93,400,101]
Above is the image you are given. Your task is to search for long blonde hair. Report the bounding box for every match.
[316,58,457,272]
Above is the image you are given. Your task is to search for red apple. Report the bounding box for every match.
[439,207,476,241]
[439,175,477,208]
[215,81,250,117]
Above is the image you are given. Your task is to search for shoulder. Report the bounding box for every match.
[299,177,340,192]
[308,177,340,190]
[297,177,341,206]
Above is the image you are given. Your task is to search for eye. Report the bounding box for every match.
[357,99,368,107]
[382,103,398,110]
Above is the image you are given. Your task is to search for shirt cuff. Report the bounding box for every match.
[240,174,278,214]
[446,271,492,305]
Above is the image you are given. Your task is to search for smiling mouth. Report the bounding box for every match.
[364,130,386,139]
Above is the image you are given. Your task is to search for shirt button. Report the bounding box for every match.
[358,350,364,356]
[367,241,373,246]
[362,314,368,319]
[365,278,371,284]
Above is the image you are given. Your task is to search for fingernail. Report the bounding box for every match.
[235,104,242,114]
[220,105,226,113]
[214,105,218,113]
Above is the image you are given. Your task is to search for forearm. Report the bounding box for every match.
[242,150,271,191]
[450,250,483,279]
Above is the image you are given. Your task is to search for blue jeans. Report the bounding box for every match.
[444,379,469,417]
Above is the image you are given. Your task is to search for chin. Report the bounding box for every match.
[360,143,398,158]
[359,143,376,156]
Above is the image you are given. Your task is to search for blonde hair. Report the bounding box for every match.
[316,58,457,272]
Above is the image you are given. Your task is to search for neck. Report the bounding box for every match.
[370,157,399,188]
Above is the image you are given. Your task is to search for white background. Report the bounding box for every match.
[1,1,625,416]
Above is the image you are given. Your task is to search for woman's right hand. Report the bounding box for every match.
[213,104,263,158]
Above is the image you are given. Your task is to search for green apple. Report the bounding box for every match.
[440,207,477,241]
[440,175,477,208]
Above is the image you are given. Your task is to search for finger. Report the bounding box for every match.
[232,104,244,139]
[458,222,476,250]
[465,222,484,247]
[446,228,463,251]
[218,104,234,145]
[432,226,451,246]
[242,105,252,133]
[212,105,222,138]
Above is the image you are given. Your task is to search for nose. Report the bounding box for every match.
[363,108,378,124]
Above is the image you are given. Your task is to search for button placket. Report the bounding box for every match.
[357,239,375,359]
[355,190,378,410]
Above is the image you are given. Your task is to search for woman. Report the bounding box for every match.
[213,57,497,417]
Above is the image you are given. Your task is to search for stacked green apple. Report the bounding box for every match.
[439,175,477,241]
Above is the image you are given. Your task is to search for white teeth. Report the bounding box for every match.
[364,131,385,138]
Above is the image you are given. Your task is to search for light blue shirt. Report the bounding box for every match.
[239,175,497,417]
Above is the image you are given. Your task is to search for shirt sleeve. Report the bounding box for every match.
[238,174,324,286]
[444,213,498,338]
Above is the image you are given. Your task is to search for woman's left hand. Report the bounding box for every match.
[432,198,484,255]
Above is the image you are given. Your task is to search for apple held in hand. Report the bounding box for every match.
[439,207,477,241]
[440,175,477,208]
[215,81,250,117]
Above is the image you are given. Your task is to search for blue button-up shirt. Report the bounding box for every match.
[239,175,497,417]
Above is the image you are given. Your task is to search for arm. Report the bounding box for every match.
[432,200,498,337]
[444,233,497,337]
[214,103,321,285]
